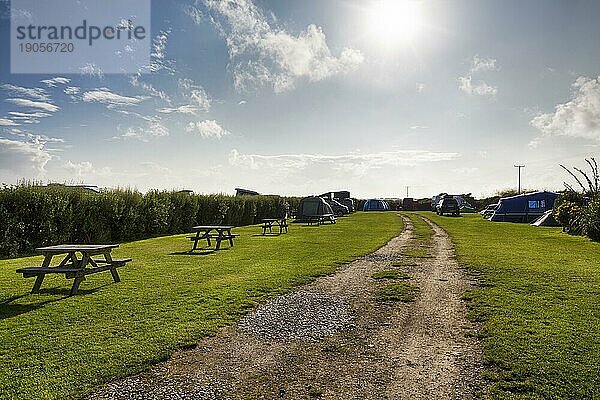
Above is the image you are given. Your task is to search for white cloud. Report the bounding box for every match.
[82,89,144,107]
[6,98,60,112]
[528,137,543,149]
[80,64,104,78]
[64,86,80,95]
[1,84,50,101]
[129,74,171,103]
[63,160,94,176]
[186,120,231,139]
[0,118,19,126]
[116,116,169,142]
[40,77,70,87]
[0,137,52,176]
[531,76,600,140]
[158,105,199,115]
[185,5,204,24]
[458,75,497,96]
[178,78,211,111]
[458,55,499,97]
[8,111,52,124]
[228,149,460,171]
[7,130,64,145]
[203,0,364,93]
[149,29,175,74]
[470,55,499,74]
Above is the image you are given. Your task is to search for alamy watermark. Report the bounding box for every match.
[11,0,151,74]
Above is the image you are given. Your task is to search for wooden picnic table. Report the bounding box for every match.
[16,244,131,296]
[261,218,289,235]
[306,213,337,225]
[188,225,239,251]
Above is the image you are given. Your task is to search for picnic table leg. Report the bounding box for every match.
[103,251,120,283]
[31,253,53,293]
[31,274,45,294]
[191,232,200,250]
[70,275,86,296]
[227,229,234,246]
[110,268,121,283]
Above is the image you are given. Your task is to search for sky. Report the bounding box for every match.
[1,0,600,199]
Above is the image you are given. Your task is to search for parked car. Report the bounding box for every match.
[480,203,498,219]
[436,197,460,216]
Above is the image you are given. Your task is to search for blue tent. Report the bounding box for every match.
[363,199,390,211]
[489,191,559,223]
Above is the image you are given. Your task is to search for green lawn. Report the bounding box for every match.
[0,212,402,400]
[420,212,600,399]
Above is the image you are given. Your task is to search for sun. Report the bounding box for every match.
[366,0,424,48]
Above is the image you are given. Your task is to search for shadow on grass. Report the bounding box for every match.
[0,285,107,319]
[170,250,216,256]
[252,233,283,237]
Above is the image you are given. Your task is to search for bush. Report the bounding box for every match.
[554,191,586,235]
[580,195,600,241]
[0,184,299,258]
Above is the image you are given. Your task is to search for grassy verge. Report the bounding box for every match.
[376,282,419,302]
[419,212,600,399]
[400,213,434,259]
[0,212,402,400]
[371,270,410,280]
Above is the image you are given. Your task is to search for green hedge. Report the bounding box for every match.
[0,185,299,258]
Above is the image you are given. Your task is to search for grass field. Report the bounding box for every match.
[421,212,600,399]
[0,212,402,400]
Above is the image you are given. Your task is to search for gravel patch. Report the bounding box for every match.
[88,376,223,400]
[239,291,354,342]
[363,253,400,263]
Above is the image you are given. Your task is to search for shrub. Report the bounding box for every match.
[580,195,600,241]
[554,191,585,234]
[0,184,300,258]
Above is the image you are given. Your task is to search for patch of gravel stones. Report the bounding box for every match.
[239,291,354,342]
[363,253,400,263]
[88,376,223,400]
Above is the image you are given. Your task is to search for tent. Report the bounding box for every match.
[296,196,334,221]
[363,199,390,211]
[531,210,561,227]
[339,198,355,212]
[490,191,559,223]
[325,198,349,216]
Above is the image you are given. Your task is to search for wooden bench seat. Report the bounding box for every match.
[187,234,240,240]
[17,257,131,295]
[306,215,336,225]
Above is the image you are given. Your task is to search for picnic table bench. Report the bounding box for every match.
[187,225,239,251]
[16,244,131,296]
[261,218,289,235]
[306,214,337,225]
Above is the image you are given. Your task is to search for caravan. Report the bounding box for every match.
[489,191,559,223]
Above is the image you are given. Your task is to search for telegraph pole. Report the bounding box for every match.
[514,165,525,194]
[406,186,409,198]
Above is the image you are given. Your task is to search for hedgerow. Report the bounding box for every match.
[0,184,299,258]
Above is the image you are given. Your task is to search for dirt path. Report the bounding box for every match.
[89,215,484,400]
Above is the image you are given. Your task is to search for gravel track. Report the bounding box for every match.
[89,215,484,400]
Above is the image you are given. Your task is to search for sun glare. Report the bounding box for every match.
[367,0,423,48]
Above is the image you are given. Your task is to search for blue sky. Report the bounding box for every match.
[1,0,599,198]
